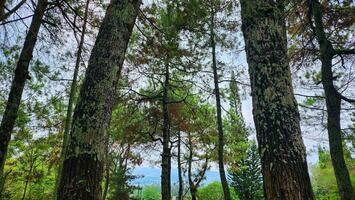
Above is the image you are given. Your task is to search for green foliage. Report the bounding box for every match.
[105,102,150,199]
[141,185,161,200]
[311,146,355,199]
[2,136,58,199]
[108,167,136,200]
[229,142,264,200]
[197,182,238,200]
[224,72,249,163]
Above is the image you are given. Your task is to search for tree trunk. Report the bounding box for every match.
[210,8,231,200]
[0,0,47,194]
[239,1,314,199]
[21,177,29,200]
[310,1,355,199]
[161,64,171,200]
[22,157,36,200]
[56,0,141,199]
[187,133,196,200]
[190,187,197,200]
[0,0,5,18]
[177,131,183,200]
[187,132,209,200]
[55,0,90,197]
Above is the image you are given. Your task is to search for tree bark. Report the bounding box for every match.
[55,0,90,196]
[161,63,171,200]
[310,1,355,199]
[56,0,141,199]
[210,8,231,200]
[177,131,183,200]
[0,0,47,195]
[0,0,5,18]
[239,1,314,199]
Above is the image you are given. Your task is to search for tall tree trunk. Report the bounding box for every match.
[310,1,355,199]
[239,1,314,199]
[210,8,231,200]
[21,177,29,200]
[177,131,183,200]
[187,133,197,200]
[55,0,90,196]
[56,0,141,199]
[161,63,171,200]
[0,0,47,195]
[0,0,5,18]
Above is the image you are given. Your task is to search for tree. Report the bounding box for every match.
[55,0,91,196]
[0,0,48,195]
[180,100,216,200]
[187,130,209,200]
[103,97,149,200]
[201,1,239,199]
[56,0,141,199]
[209,4,231,199]
[229,142,264,200]
[129,2,203,198]
[308,1,355,199]
[224,72,249,165]
[239,0,314,199]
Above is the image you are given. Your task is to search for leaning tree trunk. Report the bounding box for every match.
[56,0,141,199]
[240,0,314,199]
[55,0,90,196]
[0,0,47,194]
[210,8,231,200]
[161,63,171,200]
[310,1,355,199]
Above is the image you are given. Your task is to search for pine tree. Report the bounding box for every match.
[0,0,48,196]
[56,0,141,199]
[239,0,314,199]
[308,1,355,199]
[229,142,264,200]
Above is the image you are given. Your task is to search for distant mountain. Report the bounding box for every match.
[132,167,220,186]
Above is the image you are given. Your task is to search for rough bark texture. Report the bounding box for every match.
[161,63,171,200]
[56,0,141,199]
[0,0,47,195]
[240,1,314,199]
[55,0,90,196]
[310,1,355,199]
[210,9,231,200]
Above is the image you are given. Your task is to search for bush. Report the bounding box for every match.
[141,185,161,200]
[198,182,238,200]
